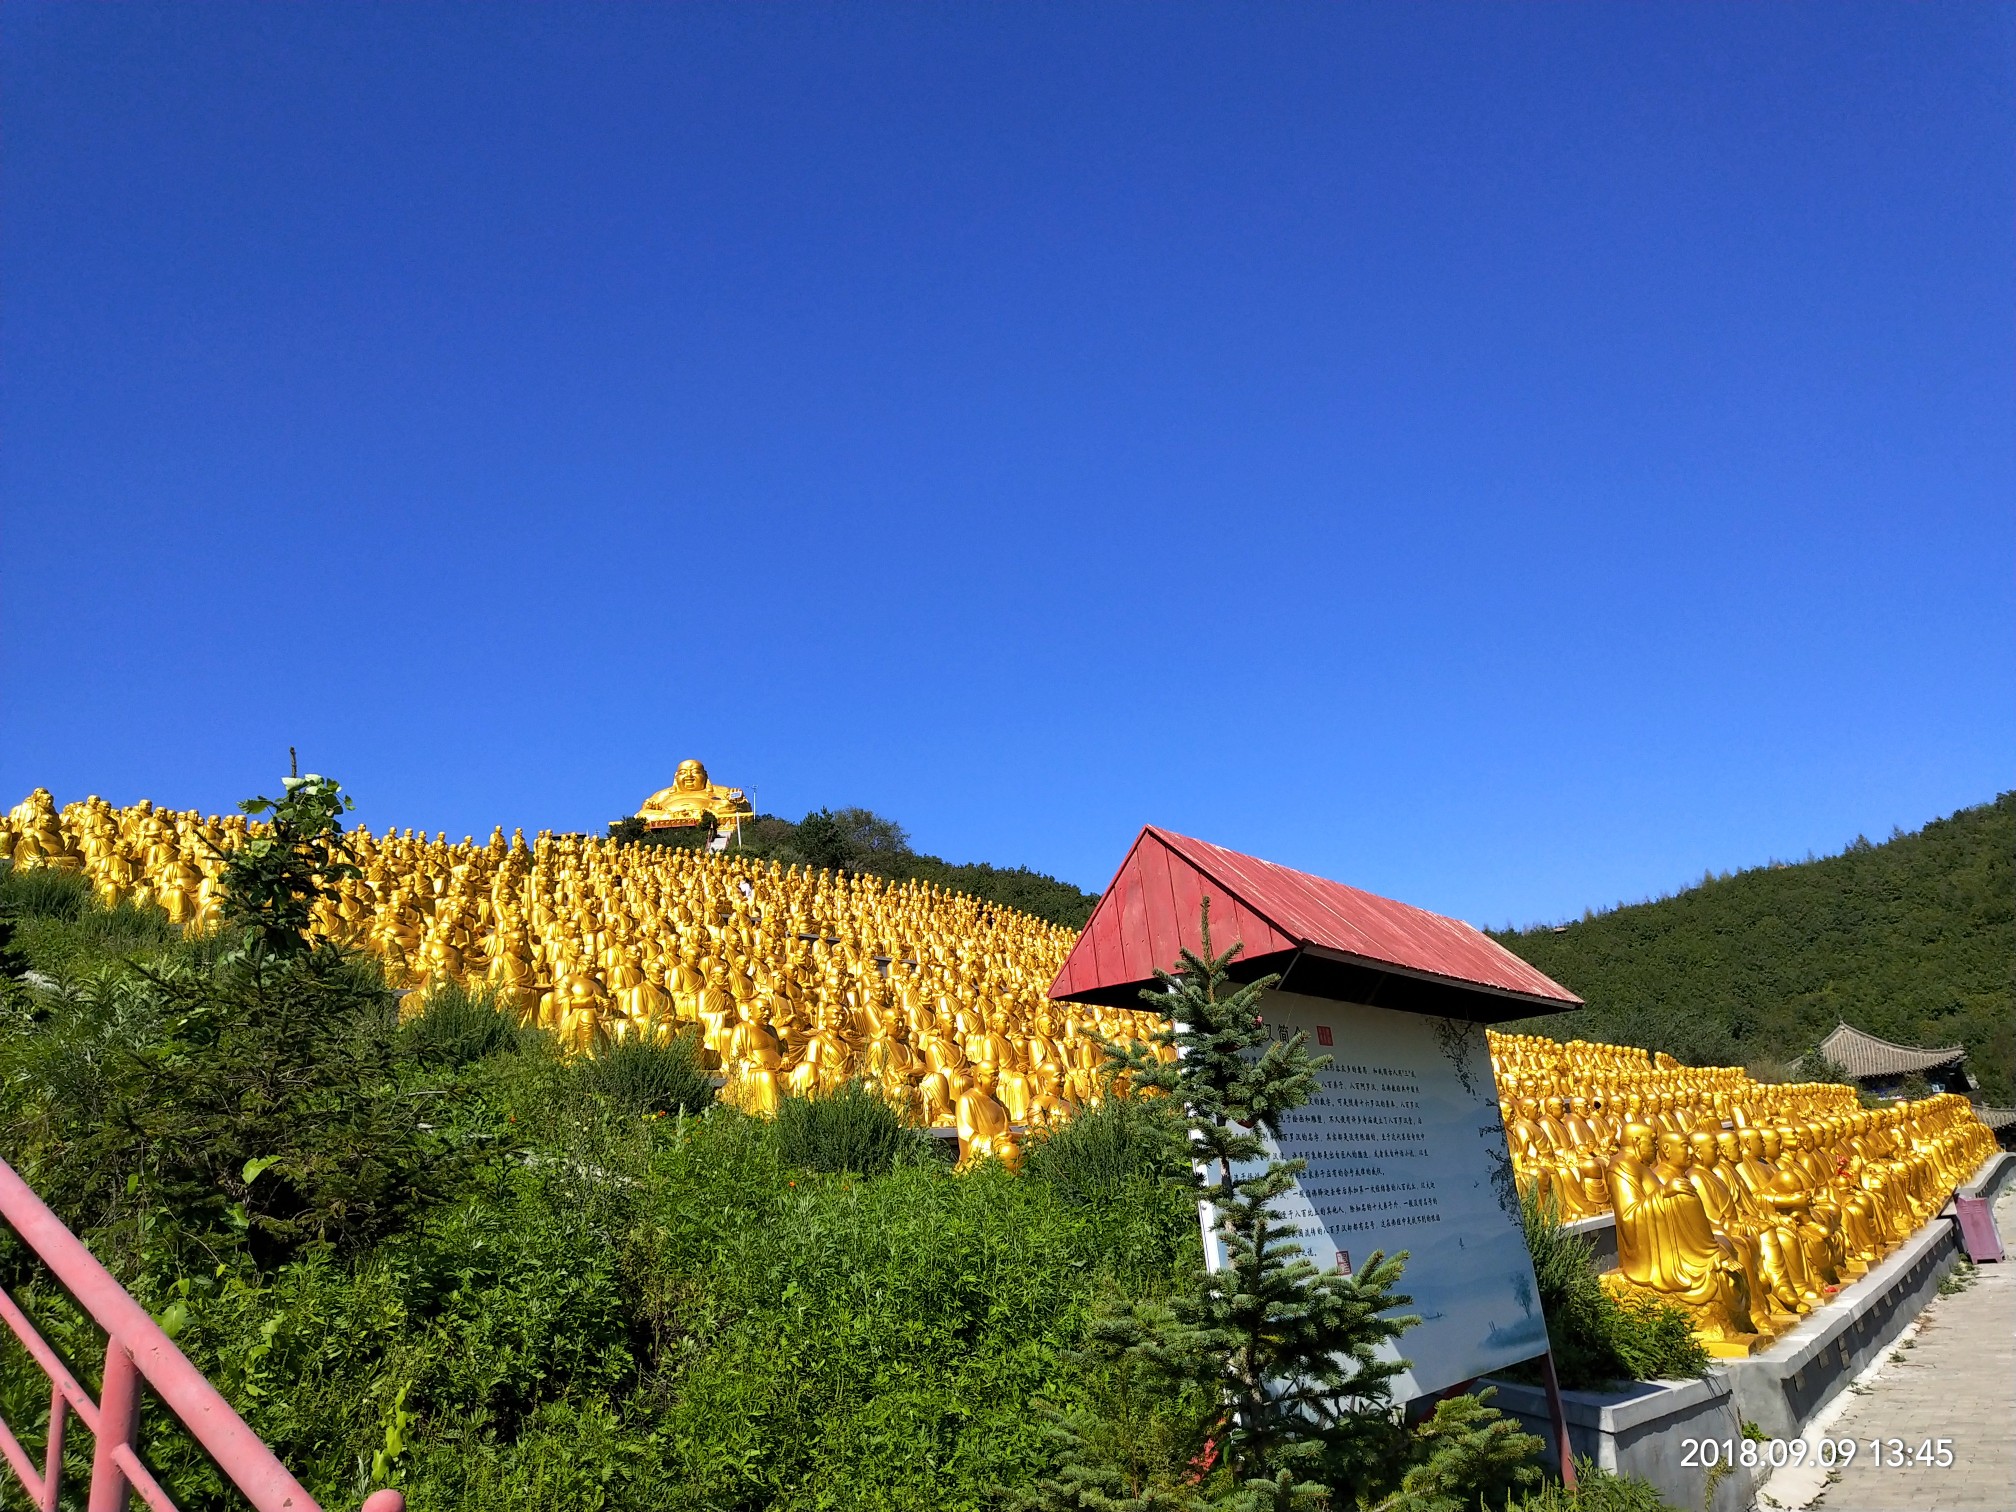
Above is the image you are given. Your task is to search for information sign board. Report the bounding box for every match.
[1198,987,1544,1401]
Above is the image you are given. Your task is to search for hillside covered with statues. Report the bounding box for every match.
[2,783,1164,1171]
[5,780,2000,1365]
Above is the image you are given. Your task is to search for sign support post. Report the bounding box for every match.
[1538,1346,1577,1489]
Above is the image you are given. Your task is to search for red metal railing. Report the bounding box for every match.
[0,1157,402,1512]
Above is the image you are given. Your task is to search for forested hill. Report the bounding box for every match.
[1493,793,2015,1104]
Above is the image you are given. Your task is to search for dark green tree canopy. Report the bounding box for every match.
[1495,793,2014,1103]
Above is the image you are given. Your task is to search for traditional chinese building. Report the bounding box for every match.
[1811,1021,1978,1098]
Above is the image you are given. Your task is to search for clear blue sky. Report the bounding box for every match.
[5,4,2011,929]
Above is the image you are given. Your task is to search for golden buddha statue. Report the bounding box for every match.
[636,760,754,833]
[786,1005,853,1098]
[956,1062,1021,1171]
[1707,1130,1823,1315]
[1606,1122,1760,1353]
[486,925,543,1016]
[725,1001,786,1117]
[1658,1131,1789,1329]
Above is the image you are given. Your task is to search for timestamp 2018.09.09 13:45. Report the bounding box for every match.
[1679,1436,1958,1472]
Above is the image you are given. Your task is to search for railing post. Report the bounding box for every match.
[42,1380,66,1512]
[86,1341,141,1512]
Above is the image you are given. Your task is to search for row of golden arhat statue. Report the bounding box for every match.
[3,788,1165,1171]
[1488,1031,1998,1355]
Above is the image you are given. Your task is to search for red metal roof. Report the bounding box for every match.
[1049,826,1581,1021]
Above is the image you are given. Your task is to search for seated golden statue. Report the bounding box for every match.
[957,1063,1021,1171]
[637,760,754,832]
[1606,1122,1761,1353]
[725,1002,786,1117]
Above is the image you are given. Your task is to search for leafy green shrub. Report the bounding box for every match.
[0,945,480,1273]
[401,981,520,1068]
[1503,1457,1680,1511]
[14,900,183,981]
[577,1030,715,1116]
[1519,1189,1707,1388]
[774,1078,926,1175]
[1023,1090,1189,1205]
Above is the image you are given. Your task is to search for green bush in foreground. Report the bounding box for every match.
[1501,1458,1679,1511]
[0,861,93,921]
[399,980,522,1068]
[1022,1086,1191,1206]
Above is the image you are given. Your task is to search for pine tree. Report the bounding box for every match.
[1021,902,1542,1512]
[1124,902,1419,1508]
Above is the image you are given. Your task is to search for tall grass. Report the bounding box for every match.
[774,1079,927,1175]
[1023,1091,1188,1205]
[577,1030,715,1117]
[0,862,93,920]
[2,861,186,979]
[1501,1458,1679,1510]
[400,981,521,1068]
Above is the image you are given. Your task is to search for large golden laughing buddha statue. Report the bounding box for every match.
[637,760,754,832]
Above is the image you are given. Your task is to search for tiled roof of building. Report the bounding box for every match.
[1975,1106,2016,1132]
[1048,826,1579,1021]
[1816,1022,1968,1082]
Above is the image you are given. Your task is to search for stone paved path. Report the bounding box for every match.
[1778,1181,2016,1512]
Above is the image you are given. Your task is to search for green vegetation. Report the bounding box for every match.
[0,857,1194,1511]
[1515,1191,1705,1391]
[1494,794,2014,1103]
[575,1028,717,1117]
[399,981,525,1069]
[217,772,360,954]
[1501,1461,1679,1512]
[0,779,1692,1511]
[773,1080,931,1176]
[611,805,1103,928]
[1021,1087,1193,1208]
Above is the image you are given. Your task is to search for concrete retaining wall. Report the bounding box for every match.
[1487,1371,1757,1512]
[1563,1211,1617,1270]
[1724,1193,1962,1444]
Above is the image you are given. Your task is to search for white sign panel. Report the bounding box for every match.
[1198,987,1544,1401]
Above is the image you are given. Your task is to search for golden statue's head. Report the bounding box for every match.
[673,759,709,792]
